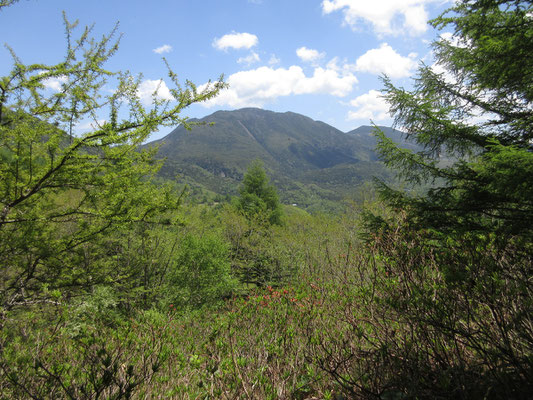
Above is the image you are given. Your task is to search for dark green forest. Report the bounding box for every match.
[1,0,532,398]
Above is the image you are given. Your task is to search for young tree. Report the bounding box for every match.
[164,233,237,309]
[236,160,284,226]
[230,162,286,287]
[374,0,533,246]
[0,12,225,314]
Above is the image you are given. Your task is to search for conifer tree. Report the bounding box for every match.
[374,0,533,246]
[360,3,533,395]
[236,160,283,226]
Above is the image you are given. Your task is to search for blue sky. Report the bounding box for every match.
[0,0,453,139]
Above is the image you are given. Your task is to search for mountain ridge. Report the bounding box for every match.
[147,108,410,211]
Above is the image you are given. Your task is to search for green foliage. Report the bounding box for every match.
[3,2,532,398]
[0,308,175,399]
[0,12,224,312]
[67,286,122,335]
[351,1,533,396]
[0,0,18,9]
[374,0,533,243]
[6,199,529,398]
[301,216,533,398]
[222,207,297,287]
[164,233,237,309]
[235,160,284,225]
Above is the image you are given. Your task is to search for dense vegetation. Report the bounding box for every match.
[1,0,532,399]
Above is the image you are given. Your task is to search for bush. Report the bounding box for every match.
[163,233,237,309]
[304,214,533,398]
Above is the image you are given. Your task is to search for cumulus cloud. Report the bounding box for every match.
[430,61,456,84]
[268,54,281,65]
[199,65,358,108]
[348,89,391,121]
[440,32,453,42]
[237,51,261,66]
[137,79,173,105]
[296,46,326,63]
[213,32,258,51]
[322,0,444,36]
[427,31,470,84]
[153,44,173,54]
[355,43,418,78]
[76,119,107,131]
[42,75,68,91]
[326,57,357,74]
[439,31,469,48]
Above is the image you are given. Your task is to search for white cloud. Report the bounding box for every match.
[430,61,456,84]
[213,32,258,51]
[322,0,444,36]
[440,32,453,42]
[76,119,107,131]
[153,44,173,54]
[326,57,357,74]
[426,31,469,84]
[237,51,261,66]
[199,65,358,108]
[355,43,418,78]
[439,31,469,48]
[296,46,326,63]
[348,89,391,121]
[326,57,341,71]
[268,54,281,65]
[42,75,68,91]
[137,79,173,105]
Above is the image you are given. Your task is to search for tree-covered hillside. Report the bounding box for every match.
[1,1,531,399]
[148,108,412,211]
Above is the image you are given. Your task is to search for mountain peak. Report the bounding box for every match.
[146,108,409,211]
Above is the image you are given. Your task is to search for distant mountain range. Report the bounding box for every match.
[147,108,413,211]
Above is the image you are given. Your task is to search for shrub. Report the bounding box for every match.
[163,233,237,309]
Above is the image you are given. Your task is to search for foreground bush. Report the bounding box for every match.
[163,233,237,310]
[303,221,533,398]
[2,217,531,399]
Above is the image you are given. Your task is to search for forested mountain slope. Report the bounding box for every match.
[148,108,410,209]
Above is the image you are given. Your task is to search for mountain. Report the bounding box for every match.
[346,125,419,152]
[148,108,410,211]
